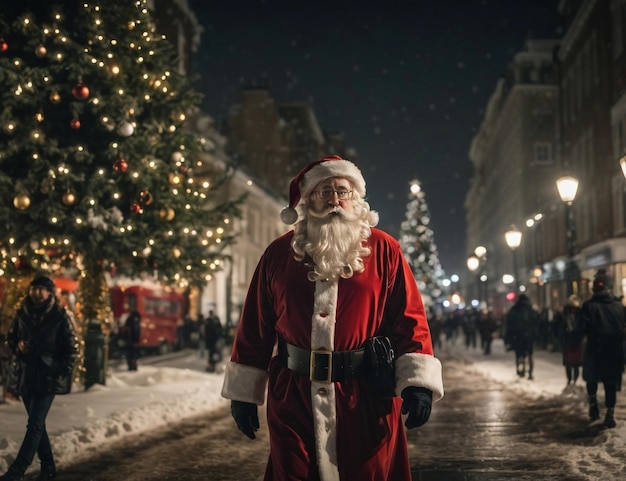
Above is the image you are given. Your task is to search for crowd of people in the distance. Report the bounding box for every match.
[428,268,625,430]
[427,306,499,357]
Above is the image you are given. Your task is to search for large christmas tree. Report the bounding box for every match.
[398,179,443,308]
[0,1,241,381]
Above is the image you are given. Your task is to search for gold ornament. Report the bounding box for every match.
[62,191,76,205]
[167,208,175,220]
[13,193,30,210]
[172,247,181,258]
[50,92,61,103]
[35,44,47,58]
[139,190,153,205]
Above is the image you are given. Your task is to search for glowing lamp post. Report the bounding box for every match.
[556,175,580,296]
[467,255,480,304]
[504,227,522,291]
[474,245,488,305]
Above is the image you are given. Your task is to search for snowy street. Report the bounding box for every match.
[2,339,626,480]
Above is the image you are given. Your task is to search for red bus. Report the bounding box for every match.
[109,285,187,354]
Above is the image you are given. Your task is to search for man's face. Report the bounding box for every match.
[29,286,52,306]
[308,177,355,216]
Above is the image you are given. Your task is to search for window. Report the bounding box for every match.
[534,142,552,164]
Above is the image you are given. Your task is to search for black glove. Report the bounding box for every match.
[401,386,432,429]
[231,400,259,439]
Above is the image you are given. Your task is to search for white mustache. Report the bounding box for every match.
[310,205,344,216]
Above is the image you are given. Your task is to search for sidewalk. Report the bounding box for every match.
[0,350,228,475]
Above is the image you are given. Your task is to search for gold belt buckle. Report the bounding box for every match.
[310,349,333,383]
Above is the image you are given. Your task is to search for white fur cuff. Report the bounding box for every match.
[395,353,444,401]
[221,361,269,405]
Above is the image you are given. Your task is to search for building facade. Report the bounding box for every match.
[466,0,626,315]
[465,39,561,315]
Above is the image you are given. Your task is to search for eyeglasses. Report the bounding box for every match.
[311,189,353,200]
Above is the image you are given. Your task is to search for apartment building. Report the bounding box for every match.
[467,0,626,313]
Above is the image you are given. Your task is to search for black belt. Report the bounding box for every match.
[278,338,365,383]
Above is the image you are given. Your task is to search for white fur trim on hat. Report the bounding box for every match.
[300,158,365,200]
[280,155,366,225]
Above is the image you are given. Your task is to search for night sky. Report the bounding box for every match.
[186,0,562,276]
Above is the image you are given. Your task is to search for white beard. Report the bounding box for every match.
[292,205,373,282]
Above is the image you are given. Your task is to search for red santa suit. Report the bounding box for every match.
[222,228,444,481]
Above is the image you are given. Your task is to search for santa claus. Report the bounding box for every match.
[221,155,444,481]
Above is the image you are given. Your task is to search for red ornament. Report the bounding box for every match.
[130,201,143,214]
[113,158,129,172]
[0,39,8,52]
[71,82,90,100]
[70,119,81,129]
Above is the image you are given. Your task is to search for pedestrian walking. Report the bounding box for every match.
[221,155,444,480]
[478,309,498,355]
[121,310,141,371]
[578,269,626,428]
[505,294,539,380]
[555,295,584,386]
[428,310,444,351]
[462,308,478,350]
[197,313,206,359]
[0,275,78,481]
[204,310,223,372]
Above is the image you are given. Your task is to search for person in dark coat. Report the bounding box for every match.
[578,269,626,428]
[122,310,141,371]
[0,276,78,481]
[478,309,498,355]
[505,294,539,380]
[555,295,584,386]
[204,309,223,372]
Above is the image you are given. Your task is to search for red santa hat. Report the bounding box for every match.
[279,155,366,224]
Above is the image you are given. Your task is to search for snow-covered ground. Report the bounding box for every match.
[0,353,227,475]
[1,339,625,479]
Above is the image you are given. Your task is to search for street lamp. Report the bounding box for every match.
[467,255,479,272]
[467,255,480,304]
[556,175,580,296]
[474,246,488,305]
[504,226,522,291]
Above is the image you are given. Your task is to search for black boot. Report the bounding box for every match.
[36,464,57,480]
[0,468,24,481]
[588,395,600,421]
[603,407,616,429]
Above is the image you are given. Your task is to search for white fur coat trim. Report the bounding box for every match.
[310,279,340,481]
[221,361,268,405]
[395,352,445,401]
